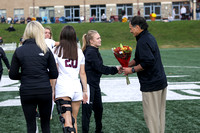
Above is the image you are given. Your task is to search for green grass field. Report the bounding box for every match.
[1,21,200,132]
[1,20,200,49]
[1,47,200,133]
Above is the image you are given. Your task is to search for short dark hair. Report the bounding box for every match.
[130,16,148,30]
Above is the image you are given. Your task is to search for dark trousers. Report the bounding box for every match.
[0,70,2,81]
[20,93,52,133]
[82,85,103,133]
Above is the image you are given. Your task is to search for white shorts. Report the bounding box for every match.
[56,91,83,102]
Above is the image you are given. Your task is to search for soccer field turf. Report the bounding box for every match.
[0,48,200,132]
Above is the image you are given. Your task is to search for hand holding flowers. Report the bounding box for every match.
[112,43,133,85]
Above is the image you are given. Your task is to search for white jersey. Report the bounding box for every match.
[45,39,55,51]
[54,48,85,99]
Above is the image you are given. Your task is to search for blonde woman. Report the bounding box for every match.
[9,21,58,133]
[82,30,121,133]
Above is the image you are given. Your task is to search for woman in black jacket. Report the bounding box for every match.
[9,21,58,133]
[81,30,122,133]
[0,47,10,81]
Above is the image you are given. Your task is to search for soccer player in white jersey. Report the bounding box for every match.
[53,25,88,133]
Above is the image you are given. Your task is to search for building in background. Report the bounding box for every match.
[0,0,199,23]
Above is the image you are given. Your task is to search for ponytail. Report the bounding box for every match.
[81,30,98,52]
[82,34,87,51]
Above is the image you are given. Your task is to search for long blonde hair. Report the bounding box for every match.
[82,30,98,51]
[23,21,48,53]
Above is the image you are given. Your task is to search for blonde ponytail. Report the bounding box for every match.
[81,30,98,51]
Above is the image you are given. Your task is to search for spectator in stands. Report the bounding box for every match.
[80,15,84,23]
[90,15,96,23]
[101,13,107,22]
[196,5,200,20]
[14,16,19,24]
[172,8,176,20]
[1,16,6,23]
[20,16,25,24]
[7,16,12,24]
[27,17,32,23]
[36,17,42,23]
[180,5,186,20]
[137,8,141,16]
[0,46,10,81]
[31,17,36,21]
[43,16,48,24]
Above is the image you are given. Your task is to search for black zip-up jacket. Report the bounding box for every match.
[135,30,167,92]
[84,46,118,88]
[0,47,10,72]
[9,39,58,96]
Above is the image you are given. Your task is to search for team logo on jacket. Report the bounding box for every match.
[39,53,44,56]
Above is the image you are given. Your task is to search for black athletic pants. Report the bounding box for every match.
[20,93,52,133]
[0,70,2,81]
[82,85,103,133]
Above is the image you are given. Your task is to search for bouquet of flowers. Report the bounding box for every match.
[112,43,133,85]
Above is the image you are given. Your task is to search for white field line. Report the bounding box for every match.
[1,76,200,106]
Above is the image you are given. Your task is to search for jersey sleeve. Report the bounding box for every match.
[78,49,85,65]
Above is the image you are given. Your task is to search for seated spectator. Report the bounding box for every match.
[27,17,32,23]
[43,16,48,24]
[80,16,84,23]
[50,17,55,23]
[90,15,96,23]
[101,13,107,22]
[14,16,19,24]
[122,10,128,22]
[59,16,66,23]
[31,17,36,21]
[36,17,42,23]
[7,16,12,24]
[0,37,3,45]
[162,14,174,22]
[6,24,16,32]
[1,16,6,23]
[20,16,25,24]
[122,14,128,22]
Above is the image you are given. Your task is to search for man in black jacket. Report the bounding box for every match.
[123,16,167,133]
[0,47,10,81]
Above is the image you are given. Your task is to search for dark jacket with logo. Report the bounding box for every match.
[9,39,58,96]
[134,30,167,92]
[84,46,118,88]
[0,47,10,72]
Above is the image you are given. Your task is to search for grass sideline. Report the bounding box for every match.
[1,20,200,49]
[1,22,200,132]
[1,48,200,132]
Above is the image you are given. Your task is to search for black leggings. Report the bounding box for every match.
[0,70,2,81]
[20,93,52,133]
[82,85,103,133]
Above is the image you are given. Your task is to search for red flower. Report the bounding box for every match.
[112,44,133,85]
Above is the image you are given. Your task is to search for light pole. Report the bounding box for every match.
[193,0,196,20]
[33,0,35,17]
[84,0,86,22]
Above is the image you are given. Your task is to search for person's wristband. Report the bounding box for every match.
[132,67,135,73]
